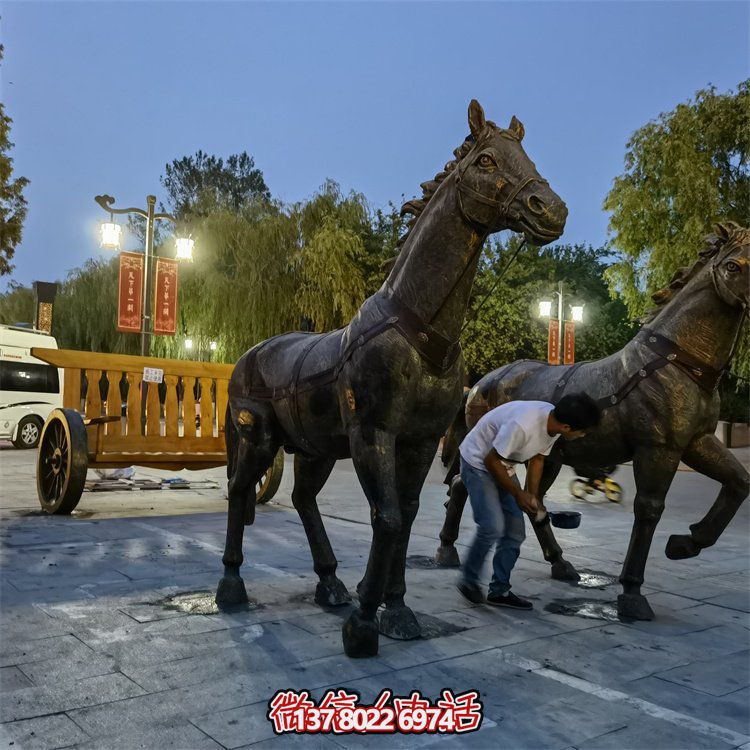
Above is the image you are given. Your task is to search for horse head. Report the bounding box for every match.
[708,223,750,312]
[453,100,567,244]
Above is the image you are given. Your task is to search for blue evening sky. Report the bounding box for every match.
[2,1,747,289]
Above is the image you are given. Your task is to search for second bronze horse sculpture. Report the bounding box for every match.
[437,223,750,622]
[219,100,567,657]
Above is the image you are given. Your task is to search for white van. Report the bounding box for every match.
[0,325,63,448]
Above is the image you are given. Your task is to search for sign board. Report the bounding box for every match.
[117,252,144,333]
[563,321,576,365]
[547,319,560,364]
[153,257,178,336]
[142,367,164,384]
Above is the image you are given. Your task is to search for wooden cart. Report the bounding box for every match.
[31,348,283,514]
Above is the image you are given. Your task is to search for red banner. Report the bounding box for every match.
[153,257,179,335]
[117,252,143,333]
[563,321,576,365]
[547,319,560,364]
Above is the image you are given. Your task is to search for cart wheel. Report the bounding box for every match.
[604,479,623,503]
[255,448,285,504]
[570,478,587,499]
[36,409,88,515]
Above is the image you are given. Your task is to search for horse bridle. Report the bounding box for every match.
[453,136,549,230]
[425,141,546,327]
[709,244,749,313]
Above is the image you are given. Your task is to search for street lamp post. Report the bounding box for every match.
[538,282,584,365]
[95,194,193,357]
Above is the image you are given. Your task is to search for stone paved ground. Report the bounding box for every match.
[0,443,748,749]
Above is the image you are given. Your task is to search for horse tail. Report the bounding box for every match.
[225,403,237,481]
[442,390,470,487]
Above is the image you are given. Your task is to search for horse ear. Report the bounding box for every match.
[509,115,525,141]
[468,100,486,139]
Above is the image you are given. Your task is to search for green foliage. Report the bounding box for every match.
[0,45,29,276]
[604,80,750,320]
[0,280,34,325]
[163,150,270,218]
[53,257,140,354]
[461,238,635,382]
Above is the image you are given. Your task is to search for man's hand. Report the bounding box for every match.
[514,489,539,515]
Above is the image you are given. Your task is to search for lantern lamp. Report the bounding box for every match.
[175,236,194,261]
[100,220,122,250]
[538,300,552,318]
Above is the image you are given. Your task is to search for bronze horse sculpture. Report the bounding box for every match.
[219,100,568,656]
[436,223,750,621]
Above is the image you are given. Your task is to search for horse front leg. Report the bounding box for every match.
[435,475,468,567]
[342,427,399,658]
[530,459,580,581]
[380,440,438,640]
[618,447,681,620]
[666,433,749,559]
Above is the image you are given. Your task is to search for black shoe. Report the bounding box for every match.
[457,582,485,605]
[486,591,533,610]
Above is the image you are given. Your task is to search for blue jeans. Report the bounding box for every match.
[460,457,526,596]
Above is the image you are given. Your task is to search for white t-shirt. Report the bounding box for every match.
[459,400,560,475]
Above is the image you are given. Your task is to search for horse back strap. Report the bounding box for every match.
[551,362,586,403]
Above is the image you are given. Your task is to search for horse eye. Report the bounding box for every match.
[726,261,741,273]
[478,154,495,168]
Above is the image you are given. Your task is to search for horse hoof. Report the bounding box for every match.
[215,575,249,608]
[617,593,655,621]
[379,605,421,640]
[665,534,701,560]
[315,577,352,607]
[551,558,580,581]
[342,611,379,658]
[435,544,461,568]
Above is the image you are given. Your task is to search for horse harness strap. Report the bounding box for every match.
[639,328,724,393]
[241,294,460,406]
[550,328,723,412]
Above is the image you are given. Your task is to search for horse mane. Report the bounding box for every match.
[643,222,750,322]
[394,120,509,252]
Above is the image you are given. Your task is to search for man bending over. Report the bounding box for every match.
[457,394,600,609]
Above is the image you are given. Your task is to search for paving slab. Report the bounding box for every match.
[1,446,748,747]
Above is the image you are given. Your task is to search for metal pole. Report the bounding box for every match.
[141,195,156,357]
[557,281,564,365]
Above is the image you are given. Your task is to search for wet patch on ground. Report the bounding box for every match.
[405,555,444,570]
[158,590,256,615]
[413,612,466,639]
[544,598,619,622]
[569,569,618,590]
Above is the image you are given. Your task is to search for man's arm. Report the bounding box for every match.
[525,454,545,498]
[483,449,539,514]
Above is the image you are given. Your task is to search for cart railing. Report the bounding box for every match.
[32,347,233,469]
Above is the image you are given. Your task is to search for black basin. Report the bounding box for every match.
[548,511,581,529]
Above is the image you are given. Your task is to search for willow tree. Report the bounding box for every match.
[0,281,34,325]
[604,81,749,317]
[603,81,749,378]
[52,258,138,354]
[169,181,370,363]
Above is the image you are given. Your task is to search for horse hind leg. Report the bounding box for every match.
[291,454,351,607]
[618,447,681,621]
[216,406,278,608]
[666,433,750,560]
[435,475,468,567]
